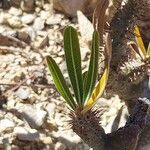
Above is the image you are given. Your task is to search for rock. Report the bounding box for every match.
[40,10,51,21]
[0,138,4,149]
[22,27,36,40]
[8,7,22,16]
[46,14,62,25]
[0,119,15,131]
[43,3,52,11]
[21,14,35,24]
[15,87,30,100]
[20,105,47,129]
[57,130,81,149]
[41,136,53,144]
[21,0,35,12]
[16,31,31,44]
[55,142,66,150]
[33,17,45,31]
[35,35,49,48]
[7,16,22,28]
[14,127,40,141]
[0,95,7,108]
[45,103,56,117]
[52,0,98,17]
[54,113,63,127]
[10,0,21,7]
[77,11,94,42]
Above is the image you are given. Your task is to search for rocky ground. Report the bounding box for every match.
[0,1,128,150]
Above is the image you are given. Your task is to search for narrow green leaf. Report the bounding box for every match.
[64,26,83,105]
[147,42,150,57]
[82,71,88,90]
[46,56,76,109]
[83,31,99,103]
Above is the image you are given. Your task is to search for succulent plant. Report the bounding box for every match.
[46,26,110,149]
[46,1,150,149]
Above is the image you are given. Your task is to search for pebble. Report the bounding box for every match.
[21,14,35,24]
[37,35,49,48]
[56,130,82,150]
[0,26,6,33]
[52,0,98,17]
[45,103,56,117]
[17,31,31,44]
[20,105,47,129]
[41,136,53,144]
[21,0,35,12]
[8,7,22,16]
[33,17,45,31]
[43,3,52,11]
[14,127,39,141]
[55,113,64,127]
[40,10,51,20]
[46,15,62,25]
[0,119,15,131]
[15,87,30,100]
[11,0,21,7]
[55,57,62,64]
[77,11,93,42]
[22,27,36,40]
[7,16,22,28]
[55,142,66,150]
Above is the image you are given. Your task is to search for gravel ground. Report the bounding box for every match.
[0,1,128,150]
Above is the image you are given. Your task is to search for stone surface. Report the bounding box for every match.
[14,127,40,141]
[0,119,15,131]
[15,87,30,100]
[33,17,45,31]
[10,0,21,7]
[7,16,22,28]
[21,14,35,24]
[20,105,47,129]
[77,10,94,42]
[17,31,31,44]
[52,0,99,17]
[21,0,35,12]
[46,14,62,25]
[8,7,22,16]
[55,142,66,150]
[45,103,56,117]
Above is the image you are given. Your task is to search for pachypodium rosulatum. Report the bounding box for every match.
[46,25,150,149]
[46,0,150,149]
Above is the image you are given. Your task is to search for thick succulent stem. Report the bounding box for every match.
[106,0,150,110]
[70,97,150,150]
[110,0,148,66]
[71,110,105,150]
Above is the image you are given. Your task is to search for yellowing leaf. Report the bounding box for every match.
[134,25,147,59]
[147,42,150,57]
[82,64,109,114]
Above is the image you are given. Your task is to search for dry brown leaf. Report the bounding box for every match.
[92,0,109,45]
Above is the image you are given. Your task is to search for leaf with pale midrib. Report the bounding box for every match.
[64,26,83,105]
[83,31,99,103]
[46,56,76,109]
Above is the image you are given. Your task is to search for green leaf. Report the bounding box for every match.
[46,56,76,109]
[147,42,150,57]
[64,26,83,105]
[83,31,99,103]
[82,71,88,90]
